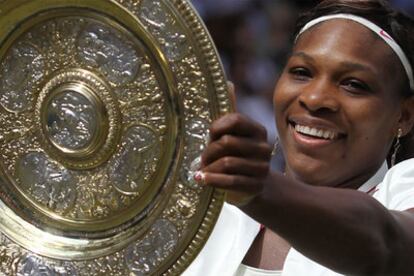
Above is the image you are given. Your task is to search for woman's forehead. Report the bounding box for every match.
[293,19,400,72]
[296,20,380,52]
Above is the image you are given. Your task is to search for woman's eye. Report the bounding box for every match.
[341,79,370,94]
[289,67,311,81]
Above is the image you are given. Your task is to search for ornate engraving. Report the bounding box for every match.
[76,253,129,276]
[0,16,168,223]
[46,91,98,151]
[0,0,229,274]
[125,219,178,275]
[139,0,188,61]
[77,23,142,86]
[17,152,77,214]
[109,125,159,194]
[36,69,120,170]
[0,42,44,112]
[17,254,78,276]
[185,118,210,158]
[181,118,210,187]
[0,236,24,275]
[166,186,199,225]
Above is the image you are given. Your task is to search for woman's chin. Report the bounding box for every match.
[285,158,339,186]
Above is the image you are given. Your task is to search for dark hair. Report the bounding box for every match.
[294,0,414,97]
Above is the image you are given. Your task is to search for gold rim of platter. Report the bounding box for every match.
[0,0,231,275]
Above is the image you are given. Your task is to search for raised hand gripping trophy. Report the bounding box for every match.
[0,0,230,275]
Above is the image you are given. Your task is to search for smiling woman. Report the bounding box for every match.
[275,16,411,189]
[182,0,414,275]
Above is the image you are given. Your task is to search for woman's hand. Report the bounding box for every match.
[196,113,273,206]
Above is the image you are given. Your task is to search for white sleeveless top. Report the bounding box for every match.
[183,159,414,276]
[236,264,282,276]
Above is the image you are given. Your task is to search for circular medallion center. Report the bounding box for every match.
[46,88,98,151]
[36,69,120,170]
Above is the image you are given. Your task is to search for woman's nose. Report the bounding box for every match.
[298,79,340,113]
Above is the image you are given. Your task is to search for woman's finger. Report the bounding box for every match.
[203,156,270,177]
[195,172,263,206]
[199,172,262,192]
[201,135,272,166]
[209,113,268,141]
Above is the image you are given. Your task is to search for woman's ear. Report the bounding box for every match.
[398,96,414,136]
[389,96,414,163]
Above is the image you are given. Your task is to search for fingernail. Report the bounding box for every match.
[193,171,206,186]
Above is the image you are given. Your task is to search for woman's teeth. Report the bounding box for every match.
[294,124,337,140]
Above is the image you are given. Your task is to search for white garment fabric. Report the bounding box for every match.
[183,159,414,276]
[236,264,282,276]
[182,203,261,276]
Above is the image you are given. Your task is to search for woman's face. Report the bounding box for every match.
[274,19,412,188]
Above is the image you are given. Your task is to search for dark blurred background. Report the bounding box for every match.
[192,0,414,170]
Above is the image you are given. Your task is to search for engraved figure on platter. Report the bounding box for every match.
[109,125,158,194]
[18,152,77,214]
[0,43,44,112]
[17,254,77,276]
[77,24,141,85]
[47,91,97,150]
[125,219,178,275]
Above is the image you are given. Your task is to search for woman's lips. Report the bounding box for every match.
[289,122,345,147]
[294,124,339,140]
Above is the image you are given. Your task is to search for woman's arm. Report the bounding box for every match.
[244,174,414,275]
[200,113,414,275]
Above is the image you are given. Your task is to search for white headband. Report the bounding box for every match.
[296,13,414,92]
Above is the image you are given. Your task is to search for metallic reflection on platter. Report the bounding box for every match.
[0,0,231,275]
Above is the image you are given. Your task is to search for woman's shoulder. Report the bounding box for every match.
[383,158,414,183]
[374,158,414,210]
